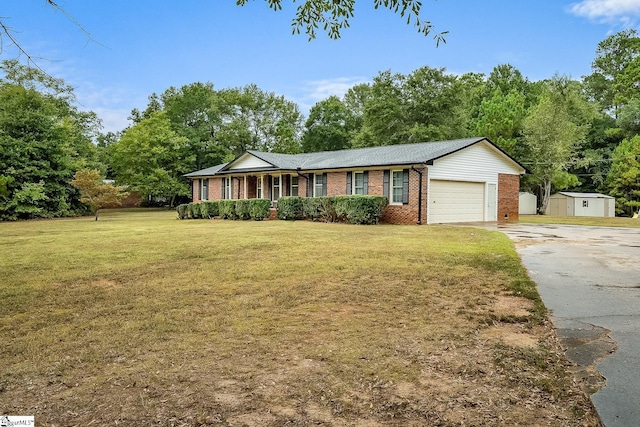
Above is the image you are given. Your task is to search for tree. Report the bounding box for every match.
[606,135,640,216]
[70,169,128,220]
[302,96,355,152]
[584,29,640,115]
[236,0,446,43]
[110,111,193,206]
[522,77,592,213]
[217,84,303,155]
[471,89,526,155]
[0,60,101,220]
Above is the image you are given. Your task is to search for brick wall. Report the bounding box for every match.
[498,173,520,222]
[380,167,427,225]
[327,171,346,196]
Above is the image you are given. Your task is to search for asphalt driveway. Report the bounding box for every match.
[497,223,640,427]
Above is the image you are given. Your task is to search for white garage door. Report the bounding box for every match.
[429,180,485,223]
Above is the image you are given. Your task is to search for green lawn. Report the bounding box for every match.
[0,209,599,425]
[520,214,640,228]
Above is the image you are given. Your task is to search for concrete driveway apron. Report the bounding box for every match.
[498,223,640,427]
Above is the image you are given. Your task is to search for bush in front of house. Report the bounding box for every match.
[218,200,238,220]
[333,195,389,225]
[249,199,271,221]
[303,197,339,222]
[176,204,189,220]
[201,201,219,219]
[235,199,252,220]
[277,196,305,220]
[188,202,202,219]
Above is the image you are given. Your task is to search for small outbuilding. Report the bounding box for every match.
[546,192,615,217]
[519,192,537,215]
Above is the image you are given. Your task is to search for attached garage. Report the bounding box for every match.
[429,180,489,223]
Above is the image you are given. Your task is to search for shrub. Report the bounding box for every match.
[333,195,389,225]
[303,197,339,222]
[176,203,189,220]
[235,199,252,220]
[218,200,237,220]
[188,202,202,219]
[277,196,305,220]
[201,201,219,219]
[250,199,272,221]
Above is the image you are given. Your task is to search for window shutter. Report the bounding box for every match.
[383,170,390,199]
[402,169,409,204]
[198,179,202,200]
[221,178,225,199]
[230,177,234,200]
[346,172,352,195]
[267,175,272,200]
[322,173,328,196]
[363,171,369,195]
[203,179,208,200]
[283,175,290,197]
[307,174,313,197]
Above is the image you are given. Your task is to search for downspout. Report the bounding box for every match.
[411,166,424,225]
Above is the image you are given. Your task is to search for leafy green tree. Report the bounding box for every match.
[584,29,640,115]
[217,84,303,155]
[0,60,100,220]
[606,135,640,216]
[522,78,592,213]
[471,90,526,155]
[236,0,446,42]
[110,111,193,206]
[302,96,355,152]
[71,169,129,220]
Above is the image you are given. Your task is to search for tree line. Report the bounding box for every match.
[2,30,640,220]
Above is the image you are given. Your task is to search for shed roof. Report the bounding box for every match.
[557,192,614,199]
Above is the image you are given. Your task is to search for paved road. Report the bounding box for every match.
[497,223,640,427]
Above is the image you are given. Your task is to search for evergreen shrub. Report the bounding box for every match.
[277,196,305,220]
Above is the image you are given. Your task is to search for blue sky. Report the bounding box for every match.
[3,0,640,134]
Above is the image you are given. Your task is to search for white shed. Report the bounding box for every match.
[546,192,615,217]
[519,192,537,215]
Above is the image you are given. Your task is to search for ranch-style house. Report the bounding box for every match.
[184,137,527,225]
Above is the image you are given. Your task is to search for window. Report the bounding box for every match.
[391,170,403,204]
[353,172,365,195]
[582,200,589,208]
[272,175,281,201]
[256,176,263,199]
[224,177,232,199]
[314,173,324,197]
[291,176,299,196]
[200,179,208,201]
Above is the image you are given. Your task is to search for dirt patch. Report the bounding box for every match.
[481,323,539,348]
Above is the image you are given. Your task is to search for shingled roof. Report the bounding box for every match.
[185,137,524,177]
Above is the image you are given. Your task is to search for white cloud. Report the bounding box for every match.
[569,0,640,26]
[291,76,370,115]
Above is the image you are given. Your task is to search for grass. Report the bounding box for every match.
[520,214,640,228]
[0,209,599,426]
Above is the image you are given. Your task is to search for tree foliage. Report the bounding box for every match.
[236,0,446,43]
[302,96,355,152]
[606,135,640,216]
[0,60,101,220]
[70,169,129,220]
[110,111,192,206]
[522,77,592,213]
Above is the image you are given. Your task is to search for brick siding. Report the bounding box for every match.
[498,173,520,222]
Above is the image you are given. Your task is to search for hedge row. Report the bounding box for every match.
[177,199,271,221]
[278,195,388,225]
[178,195,388,225]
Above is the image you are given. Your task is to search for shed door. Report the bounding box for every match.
[429,180,485,223]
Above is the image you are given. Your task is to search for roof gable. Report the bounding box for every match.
[224,152,275,171]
